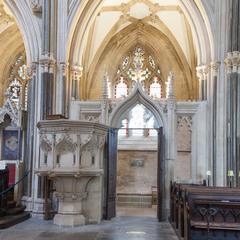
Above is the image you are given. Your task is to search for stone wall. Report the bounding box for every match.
[175,116,192,180]
[117,150,157,194]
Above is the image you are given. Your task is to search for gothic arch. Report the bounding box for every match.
[109,81,167,130]
[5,1,41,62]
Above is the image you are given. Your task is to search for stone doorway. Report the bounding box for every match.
[104,102,165,221]
[116,126,159,218]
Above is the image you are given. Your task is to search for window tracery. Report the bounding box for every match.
[119,104,157,137]
[113,46,164,99]
[6,53,28,110]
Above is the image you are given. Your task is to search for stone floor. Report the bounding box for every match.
[0,208,178,240]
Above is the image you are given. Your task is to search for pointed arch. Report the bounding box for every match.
[109,82,167,129]
[5,0,41,62]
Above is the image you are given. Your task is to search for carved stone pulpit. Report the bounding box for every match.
[35,120,108,226]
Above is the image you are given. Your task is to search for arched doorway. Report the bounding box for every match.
[104,83,166,221]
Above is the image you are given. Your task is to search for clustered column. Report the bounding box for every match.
[225,52,240,186]
[225,0,240,187]
[196,65,208,101]
[71,65,83,100]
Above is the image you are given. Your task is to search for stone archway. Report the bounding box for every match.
[109,82,166,129]
[105,82,168,220]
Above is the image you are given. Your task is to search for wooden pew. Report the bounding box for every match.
[170,182,203,238]
[183,187,240,240]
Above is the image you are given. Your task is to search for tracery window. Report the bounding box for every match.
[6,53,28,110]
[119,104,157,137]
[113,46,164,99]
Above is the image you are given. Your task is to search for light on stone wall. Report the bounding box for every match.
[227,170,234,177]
[206,171,212,176]
[227,170,234,188]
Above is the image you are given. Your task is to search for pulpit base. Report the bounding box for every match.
[54,213,85,226]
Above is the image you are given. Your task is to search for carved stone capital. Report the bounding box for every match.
[39,55,56,72]
[71,65,83,81]
[210,61,221,76]
[196,65,208,80]
[60,62,68,76]
[31,2,42,13]
[224,51,240,73]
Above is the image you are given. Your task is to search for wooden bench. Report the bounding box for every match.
[184,187,240,240]
[170,182,240,240]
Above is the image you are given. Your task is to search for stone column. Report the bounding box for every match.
[56,0,68,116]
[71,65,83,100]
[165,72,176,216]
[101,73,109,124]
[196,65,208,101]
[210,62,221,185]
[40,56,56,119]
[225,52,240,187]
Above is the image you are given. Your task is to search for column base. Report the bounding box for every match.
[54,214,85,227]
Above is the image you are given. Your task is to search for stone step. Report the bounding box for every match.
[6,205,26,215]
[7,200,16,208]
[0,212,31,229]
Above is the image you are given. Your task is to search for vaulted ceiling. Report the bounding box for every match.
[80,0,198,100]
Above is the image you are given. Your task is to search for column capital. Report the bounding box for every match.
[39,55,56,72]
[196,65,209,80]
[60,62,68,76]
[210,61,221,76]
[71,65,83,81]
[224,51,240,73]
